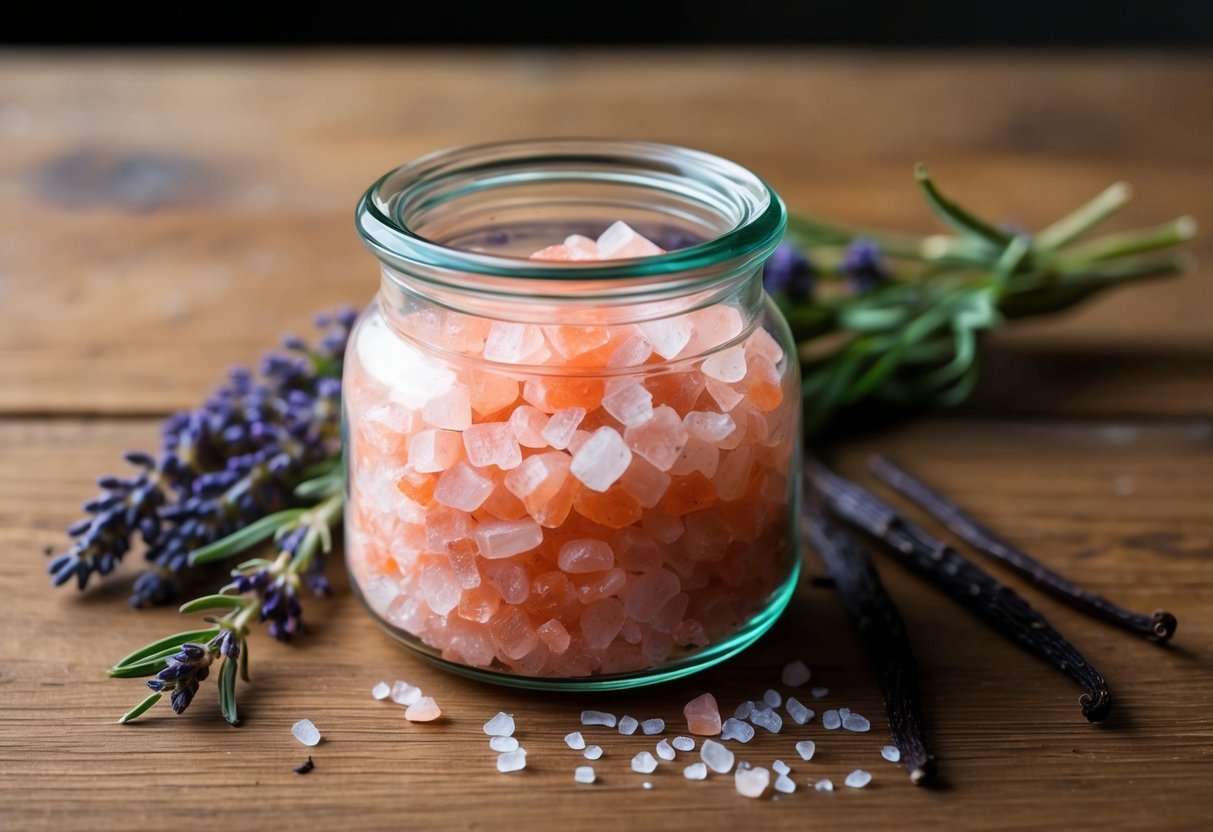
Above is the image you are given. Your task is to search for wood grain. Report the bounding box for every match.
[1,51,1212,832]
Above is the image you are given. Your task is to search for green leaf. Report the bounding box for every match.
[179,594,246,615]
[110,628,220,671]
[108,645,182,678]
[915,164,1012,248]
[294,472,343,500]
[119,692,162,724]
[218,658,239,726]
[239,638,250,683]
[1036,181,1132,251]
[188,509,307,566]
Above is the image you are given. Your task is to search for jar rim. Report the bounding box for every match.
[355,139,786,292]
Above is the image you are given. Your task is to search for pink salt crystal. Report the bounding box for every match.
[618,456,671,509]
[716,409,748,451]
[607,334,654,368]
[544,324,610,359]
[425,506,474,553]
[701,346,748,383]
[683,411,735,444]
[704,377,745,412]
[567,430,592,455]
[650,591,689,634]
[596,221,664,259]
[744,327,784,364]
[474,518,543,559]
[405,696,442,722]
[641,509,685,544]
[422,385,472,430]
[668,438,720,478]
[683,693,722,736]
[624,568,682,623]
[507,405,550,448]
[580,597,627,649]
[574,567,627,604]
[503,451,571,510]
[612,527,663,572]
[536,618,572,653]
[530,243,574,261]
[637,318,693,360]
[541,407,585,450]
[409,429,462,473]
[558,539,615,573]
[624,405,688,471]
[457,585,500,623]
[570,427,632,492]
[448,547,481,589]
[442,313,490,354]
[483,322,546,364]
[641,630,674,664]
[484,560,531,604]
[673,619,709,648]
[564,234,601,260]
[420,561,462,614]
[468,371,519,417]
[713,446,754,501]
[462,422,523,470]
[601,379,654,427]
[433,463,494,511]
[684,305,745,354]
[490,607,539,660]
[681,510,731,562]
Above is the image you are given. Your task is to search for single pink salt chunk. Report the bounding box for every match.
[596,221,664,259]
[684,305,745,354]
[543,324,611,359]
[508,405,550,448]
[564,234,601,260]
[618,455,671,509]
[601,379,654,427]
[536,618,572,653]
[489,607,539,661]
[433,463,494,511]
[705,377,745,412]
[570,427,632,492]
[530,243,573,261]
[409,429,462,473]
[650,591,689,633]
[405,696,442,722]
[448,547,481,589]
[567,430,592,454]
[467,371,519,417]
[483,322,546,363]
[580,597,627,650]
[606,334,655,368]
[624,568,682,623]
[611,527,663,572]
[640,509,685,544]
[574,567,627,604]
[683,693,722,735]
[474,518,544,559]
[683,411,736,444]
[420,561,462,615]
[681,510,731,562]
[558,539,615,574]
[637,318,693,360]
[541,407,586,450]
[713,446,754,502]
[701,345,748,383]
[624,405,688,471]
[422,385,472,430]
[462,422,522,470]
[424,505,475,553]
[503,451,571,507]
[744,327,784,364]
[668,437,720,478]
[484,560,530,604]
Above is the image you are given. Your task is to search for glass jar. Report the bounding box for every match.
[345,139,801,690]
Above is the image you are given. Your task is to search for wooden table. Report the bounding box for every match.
[1,51,1210,831]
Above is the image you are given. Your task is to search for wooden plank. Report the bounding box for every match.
[2,415,1209,830]
[0,51,1210,415]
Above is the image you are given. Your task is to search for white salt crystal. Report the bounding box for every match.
[811,686,829,699]
[750,706,783,734]
[638,318,693,360]
[655,739,676,761]
[632,751,658,773]
[702,346,748,383]
[490,736,519,752]
[785,697,813,725]
[541,407,585,450]
[390,680,423,706]
[602,380,654,427]
[774,774,796,794]
[733,700,754,720]
[581,710,617,728]
[720,718,755,743]
[291,719,321,746]
[570,427,632,492]
[772,759,790,775]
[405,697,442,722]
[822,709,842,730]
[641,718,665,735]
[683,762,708,780]
[734,765,770,798]
[845,769,872,789]
[781,659,811,688]
[815,779,834,792]
[642,782,653,790]
[881,745,902,763]
[574,765,596,784]
[496,749,528,773]
[700,739,735,774]
[584,745,603,760]
[795,740,816,761]
[843,713,872,733]
[763,689,782,708]
[565,731,586,750]
[371,681,391,700]
[672,736,695,752]
[618,715,639,735]
[483,711,516,737]
[597,220,663,259]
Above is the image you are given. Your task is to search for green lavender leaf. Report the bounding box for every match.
[294,471,343,500]
[1036,181,1132,251]
[179,594,246,615]
[188,508,308,566]
[110,628,220,671]
[915,164,1012,247]
[239,638,250,683]
[119,691,162,724]
[107,645,182,678]
[218,658,238,725]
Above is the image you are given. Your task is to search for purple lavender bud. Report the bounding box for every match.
[762,242,815,301]
[840,238,891,294]
[123,450,156,468]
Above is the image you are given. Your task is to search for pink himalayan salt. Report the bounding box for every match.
[483,322,546,364]
[682,305,745,355]
[637,318,693,360]
[570,427,632,492]
[607,334,654,369]
[462,422,522,470]
[409,429,462,473]
[531,244,574,261]
[744,327,784,364]
[601,379,654,427]
[574,567,627,604]
[624,568,681,623]
[558,539,615,573]
[484,560,530,604]
[567,430,592,455]
[503,452,572,517]
[618,455,671,509]
[433,463,494,511]
[536,618,571,653]
[684,693,722,736]
[405,696,442,722]
[581,597,626,649]
[507,405,549,448]
[596,221,664,259]
[684,411,735,444]
[490,607,539,660]
[624,405,688,471]
[421,561,462,614]
[474,518,543,559]
[668,437,719,479]
[422,385,472,430]
[541,407,585,450]
[640,509,684,544]
[705,377,745,412]
[544,323,610,359]
[701,345,748,383]
[467,370,519,417]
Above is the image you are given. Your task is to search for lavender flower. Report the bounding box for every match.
[763,242,816,301]
[146,642,216,714]
[840,238,892,294]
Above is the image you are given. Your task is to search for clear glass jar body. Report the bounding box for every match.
[345,140,801,689]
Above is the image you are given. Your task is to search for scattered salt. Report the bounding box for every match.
[390,680,423,706]
[565,731,586,750]
[632,751,659,774]
[822,709,841,730]
[672,736,695,752]
[786,697,813,725]
[811,687,829,699]
[641,718,666,735]
[749,706,783,734]
[490,736,519,752]
[781,659,812,688]
[642,782,653,790]
[584,745,603,760]
[734,765,770,798]
[845,769,872,789]
[291,719,321,746]
[772,759,790,775]
[683,762,708,780]
[497,749,527,773]
[795,740,816,761]
[733,700,754,720]
[618,715,639,735]
[483,712,516,737]
[655,739,676,761]
[763,689,782,708]
[700,739,735,774]
[774,774,796,794]
[720,718,755,743]
[843,713,871,733]
[814,779,834,792]
[881,745,901,763]
[581,710,617,728]
[404,696,442,722]
[371,681,391,700]
[574,765,596,784]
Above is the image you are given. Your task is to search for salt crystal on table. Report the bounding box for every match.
[822,709,841,730]
[490,736,519,752]
[565,731,587,750]
[618,715,639,735]
[683,693,722,735]
[632,751,659,774]
[720,718,754,743]
[602,380,654,427]
[540,407,585,450]
[772,760,790,776]
[750,706,783,734]
[597,221,664,259]
[683,762,708,781]
[763,689,782,708]
[781,659,811,688]
[405,697,442,722]
[584,745,603,760]
[642,782,653,790]
[672,737,695,752]
[733,700,754,720]
[558,539,615,574]
[574,765,596,784]
[881,745,902,763]
[570,427,632,492]
[795,740,816,761]
[291,719,321,746]
[641,718,666,735]
[845,769,872,789]
[815,779,834,792]
[390,680,423,706]
[774,774,796,794]
[811,686,829,699]
[655,739,676,761]
[734,765,770,799]
[496,749,528,773]
[700,739,735,774]
[786,697,813,725]
[843,713,871,733]
[483,712,516,737]
[371,681,391,700]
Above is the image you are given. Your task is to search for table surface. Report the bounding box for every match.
[1,50,1211,832]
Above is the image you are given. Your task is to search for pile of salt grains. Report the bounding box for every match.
[336,660,899,800]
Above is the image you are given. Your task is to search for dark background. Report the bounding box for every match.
[4,1,1213,46]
